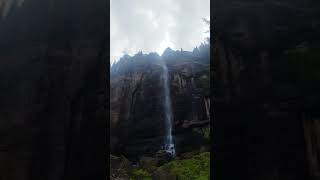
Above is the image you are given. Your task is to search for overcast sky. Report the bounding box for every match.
[110,0,210,64]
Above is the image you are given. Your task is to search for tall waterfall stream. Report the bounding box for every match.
[161,61,175,157]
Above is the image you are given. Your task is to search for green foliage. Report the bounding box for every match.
[163,152,210,180]
[131,169,152,180]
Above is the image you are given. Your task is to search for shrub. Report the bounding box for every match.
[131,169,152,180]
[164,152,210,180]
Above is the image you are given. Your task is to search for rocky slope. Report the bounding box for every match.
[110,45,210,161]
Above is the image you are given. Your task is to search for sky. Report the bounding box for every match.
[110,0,210,64]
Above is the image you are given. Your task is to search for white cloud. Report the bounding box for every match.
[110,0,210,64]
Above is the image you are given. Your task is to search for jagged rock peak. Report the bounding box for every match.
[162,47,175,57]
[114,51,161,64]
[119,54,131,60]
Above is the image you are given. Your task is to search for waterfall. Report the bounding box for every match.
[161,61,175,157]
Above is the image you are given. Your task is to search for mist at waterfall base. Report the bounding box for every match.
[161,60,176,157]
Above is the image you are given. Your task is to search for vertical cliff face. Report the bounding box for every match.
[110,46,210,160]
[110,53,166,158]
[214,1,320,179]
[0,0,107,179]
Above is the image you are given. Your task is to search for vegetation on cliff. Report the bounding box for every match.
[156,152,210,180]
[110,152,210,180]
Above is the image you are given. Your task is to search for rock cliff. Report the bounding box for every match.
[110,45,210,160]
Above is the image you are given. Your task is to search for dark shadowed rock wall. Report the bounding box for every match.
[214,1,320,180]
[0,0,107,179]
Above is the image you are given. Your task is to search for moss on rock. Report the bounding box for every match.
[130,169,152,180]
[153,152,210,180]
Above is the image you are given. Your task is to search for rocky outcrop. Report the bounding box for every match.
[0,0,107,179]
[110,155,131,180]
[110,45,210,160]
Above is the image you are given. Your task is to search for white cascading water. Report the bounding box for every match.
[161,61,175,157]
